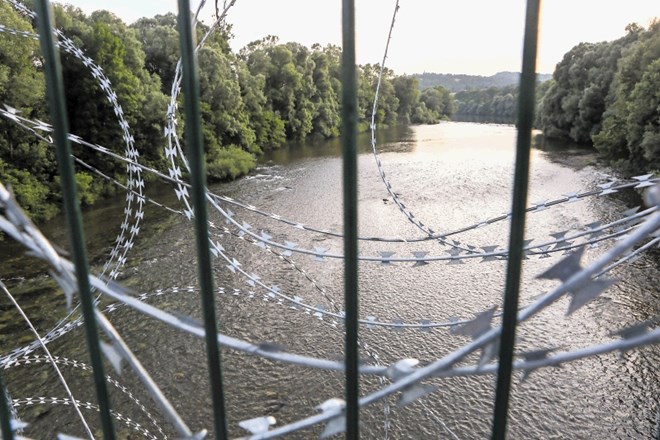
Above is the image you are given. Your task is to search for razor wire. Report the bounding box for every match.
[1,174,659,437]
[0,160,656,434]
[3,355,167,439]
[0,282,94,439]
[0,104,658,332]
[1,0,656,333]
[0,0,150,404]
[365,0,657,261]
[235,198,660,439]
[0,94,654,336]
[4,208,657,374]
[0,0,658,437]
[2,102,656,267]
[2,0,144,282]
[9,398,158,440]
[0,0,221,405]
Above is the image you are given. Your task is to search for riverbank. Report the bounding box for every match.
[0,121,657,438]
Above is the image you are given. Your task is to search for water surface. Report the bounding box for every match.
[1,121,657,439]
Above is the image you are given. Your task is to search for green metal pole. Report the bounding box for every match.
[33,2,116,438]
[341,0,360,438]
[0,372,14,440]
[491,1,541,439]
[176,2,228,439]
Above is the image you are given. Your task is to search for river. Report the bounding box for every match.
[0,121,658,439]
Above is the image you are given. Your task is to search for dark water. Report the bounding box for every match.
[0,122,658,439]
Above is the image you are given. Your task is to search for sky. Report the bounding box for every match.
[52,0,658,76]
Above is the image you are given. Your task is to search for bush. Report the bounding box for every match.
[206,145,257,181]
[0,159,58,222]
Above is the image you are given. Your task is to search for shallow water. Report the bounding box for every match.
[0,122,658,439]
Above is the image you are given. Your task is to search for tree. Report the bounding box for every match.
[357,64,398,130]
[131,14,180,93]
[593,21,660,172]
[419,86,454,118]
[0,2,56,221]
[309,44,340,138]
[392,75,420,124]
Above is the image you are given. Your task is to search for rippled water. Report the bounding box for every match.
[0,122,658,439]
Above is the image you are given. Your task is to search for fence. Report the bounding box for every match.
[0,0,659,439]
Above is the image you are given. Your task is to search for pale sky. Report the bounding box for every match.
[52,0,658,75]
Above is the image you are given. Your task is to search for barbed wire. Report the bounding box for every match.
[10,398,158,440]
[3,355,167,439]
[2,0,144,282]
[4,106,657,336]
[1,103,655,266]
[0,0,658,438]
[0,282,94,438]
[1,176,659,437]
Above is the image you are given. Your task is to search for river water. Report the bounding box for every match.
[0,122,658,439]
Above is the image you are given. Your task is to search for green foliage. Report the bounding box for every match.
[0,3,449,224]
[131,14,181,93]
[206,145,257,181]
[392,75,420,124]
[537,36,636,143]
[75,172,98,206]
[412,86,454,124]
[415,71,552,92]
[0,3,56,222]
[357,64,398,129]
[0,159,57,222]
[310,45,341,138]
[455,85,518,118]
[538,20,659,174]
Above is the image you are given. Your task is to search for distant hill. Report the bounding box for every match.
[414,71,552,91]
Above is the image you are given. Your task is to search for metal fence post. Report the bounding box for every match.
[176,1,229,438]
[491,0,542,438]
[33,1,116,438]
[341,0,360,438]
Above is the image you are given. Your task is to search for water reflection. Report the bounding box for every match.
[260,124,416,163]
[0,121,658,439]
[452,114,517,125]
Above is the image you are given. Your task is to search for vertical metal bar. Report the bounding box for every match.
[341,0,360,437]
[176,1,228,439]
[33,1,116,438]
[0,372,14,440]
[491,1,541,439]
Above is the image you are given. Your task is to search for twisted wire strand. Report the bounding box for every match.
[0,2,658,438]
[0,0,148,391]
[0,282,94,439]
[238,206,660,439]
[10,209,657,379]
[0,113,654,333]
[359,0,656,265]
[0,114,654,333]
[10,398,158,439]
[233,326,660,439]
[0,184,185,437]
[3,355,167,439]
[6,205,655,374]
[1,0,657,262]
[1,178,659,439]
[2,0,145,281]
[1,103,656,263]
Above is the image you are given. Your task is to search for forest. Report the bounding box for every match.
[452,81,552,120]
[414,71,552,92]
[538,21,660,174]
[0,1,657,224]
[0,3,454,222]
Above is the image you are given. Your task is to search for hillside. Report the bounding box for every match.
[414,71,552,91]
